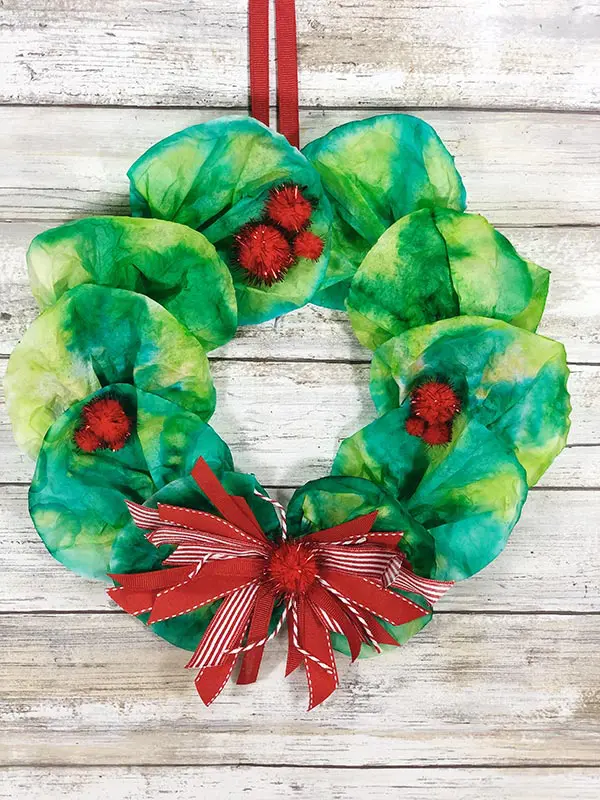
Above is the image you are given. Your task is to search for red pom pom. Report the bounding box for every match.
[405,416,426,438]
[82,396,132,450]
[293,230,324,261]
[411,381,461,424]
[268,542,318,595]
[422,422,452,446]
[74,426,103,453]
[265,184,313,232]
[235,223,293,285]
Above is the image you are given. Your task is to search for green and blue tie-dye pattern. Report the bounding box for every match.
[370,316,571,486]
[128,116,332,324]
[331,410,528,581]
[302,114,467,308]
[346,208,550,351]
[29,386,230,580]
[27,216,238,352]
[5,284,215,458]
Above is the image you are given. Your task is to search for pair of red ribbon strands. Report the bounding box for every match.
[249,0,299,147]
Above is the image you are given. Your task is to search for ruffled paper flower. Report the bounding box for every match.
[27,216,238,352]
[332,414,528,580]
[128,117,331,324]
[5,285,215,458]
[370,316,571,486]
[302,114,466,308]
[29,385,232,579]
[346,208,550,350]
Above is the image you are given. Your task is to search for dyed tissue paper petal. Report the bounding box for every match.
[5,285,215,458]
[302,114,466,308]
[27,216,237,352]
[347,208,550,350]
[333,410,528,580]
[108,471,281,652]
[28,385,228,580]
[128,117,331,324]
[371,317,571,485]
[286,476,432,654]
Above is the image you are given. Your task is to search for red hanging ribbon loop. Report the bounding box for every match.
[249,0,271,128]
[275,0,300,148]
[249,0,300,148]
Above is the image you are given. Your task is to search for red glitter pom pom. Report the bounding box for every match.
[411,381,461,425]
[235,223,293,285]
[293,230,324,261]
[268,542,318,595]
[405,416,426,438]
[266,184,313,232]
[73,426,102,453]
[82,396,132,450]
[422,423,452,446]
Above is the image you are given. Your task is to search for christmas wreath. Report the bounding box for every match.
[5,2,571,710]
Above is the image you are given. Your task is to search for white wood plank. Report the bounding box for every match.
[1,613,599,767]
[1,107,600,226]
[1,1,598,109]
[2,222,599,363]
[1,485,598,613]
[2,766,600,800]
[0,359,596,487]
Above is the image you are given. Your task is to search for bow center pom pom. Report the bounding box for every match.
[268,541,318,595]
[235,222,293,285]
[266,184,313,232]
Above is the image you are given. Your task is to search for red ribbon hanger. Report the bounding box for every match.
[249,0,300,148]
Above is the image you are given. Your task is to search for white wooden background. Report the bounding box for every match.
[1,2,599,798]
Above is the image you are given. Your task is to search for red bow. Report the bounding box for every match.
[108,458,452,709]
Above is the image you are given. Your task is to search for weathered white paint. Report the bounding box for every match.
[2,766,600,800]
[1,107,599,226]
[1,613,599,767]
[1,1,598,109]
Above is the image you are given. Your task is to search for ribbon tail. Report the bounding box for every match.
[321,569,430,626]
[194,656,237,706]
[237,588,277,685]
[301,597,338,711]
[309,583,364,662]
[285,601,303,676]
[107,587,156,617]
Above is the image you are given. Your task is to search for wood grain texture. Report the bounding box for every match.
[1,1,599,109]
[1,613,599,767]
[1,485,598,613]
[2,222,599,362]
[0,358,596,487]
[2,766,600,800]
[1,0,599,791]
[1,107,600,226]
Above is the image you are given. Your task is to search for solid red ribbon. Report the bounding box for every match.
[248,0,300,148]
[275,0,300,148]
[249,0,270,128]
[109,457,452,709]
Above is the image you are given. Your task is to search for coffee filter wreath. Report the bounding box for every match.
[5,7,571,710]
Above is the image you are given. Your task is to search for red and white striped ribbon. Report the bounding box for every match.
[254,489,288,539]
